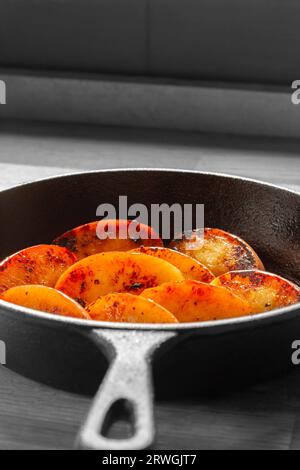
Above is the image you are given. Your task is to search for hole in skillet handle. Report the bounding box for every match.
[101,398,135,440]
[76,328,177,450]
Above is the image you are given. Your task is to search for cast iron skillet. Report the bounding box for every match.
[0,169,299,450]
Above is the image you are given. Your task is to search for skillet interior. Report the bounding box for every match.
[0,169,300,397]
[1,169,299,283]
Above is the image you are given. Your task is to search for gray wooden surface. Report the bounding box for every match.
[0,120,300,450]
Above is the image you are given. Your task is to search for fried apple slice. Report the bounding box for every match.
[169,228,264,276]
[55,252,184,307]
[0,285,90,319]
[130,246,214,283]
[53,219,163,260]
[0,245,77,294]
[87,293,178,323]
[141,280,252,322]
[212,270,300,314]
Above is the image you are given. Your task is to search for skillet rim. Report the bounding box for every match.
[0,167,300,199]
[0,168,299,333]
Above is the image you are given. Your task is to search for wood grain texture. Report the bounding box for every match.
[0,120,300,450]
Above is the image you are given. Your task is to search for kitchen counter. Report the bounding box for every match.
[0,120,300,450]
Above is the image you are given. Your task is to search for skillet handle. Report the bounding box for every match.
[76,329,177,450]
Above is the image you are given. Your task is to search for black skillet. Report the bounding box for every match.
[0,169,299,450]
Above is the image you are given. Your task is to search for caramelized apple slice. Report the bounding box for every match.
[1,285,90,319]
[0,245,77,294]
[170,228,264,276]
[141,280,252,322]
[212,270,300,313]
[131,246,214,283]
[55,252,184,307]
[87,293,178,323]
[54,219,163,260]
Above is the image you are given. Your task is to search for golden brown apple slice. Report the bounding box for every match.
[131,246,214,283]
[169,228,264,276]
[141,280,252,322]
[0,245,77,294]
[87,293,178,323]
[1,285,90,319]
[53,219,163,260]
[211,270,300,313]
[55,251,184,307]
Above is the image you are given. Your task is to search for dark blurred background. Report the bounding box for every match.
[0,0,297,85]
[0,0,300,450]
